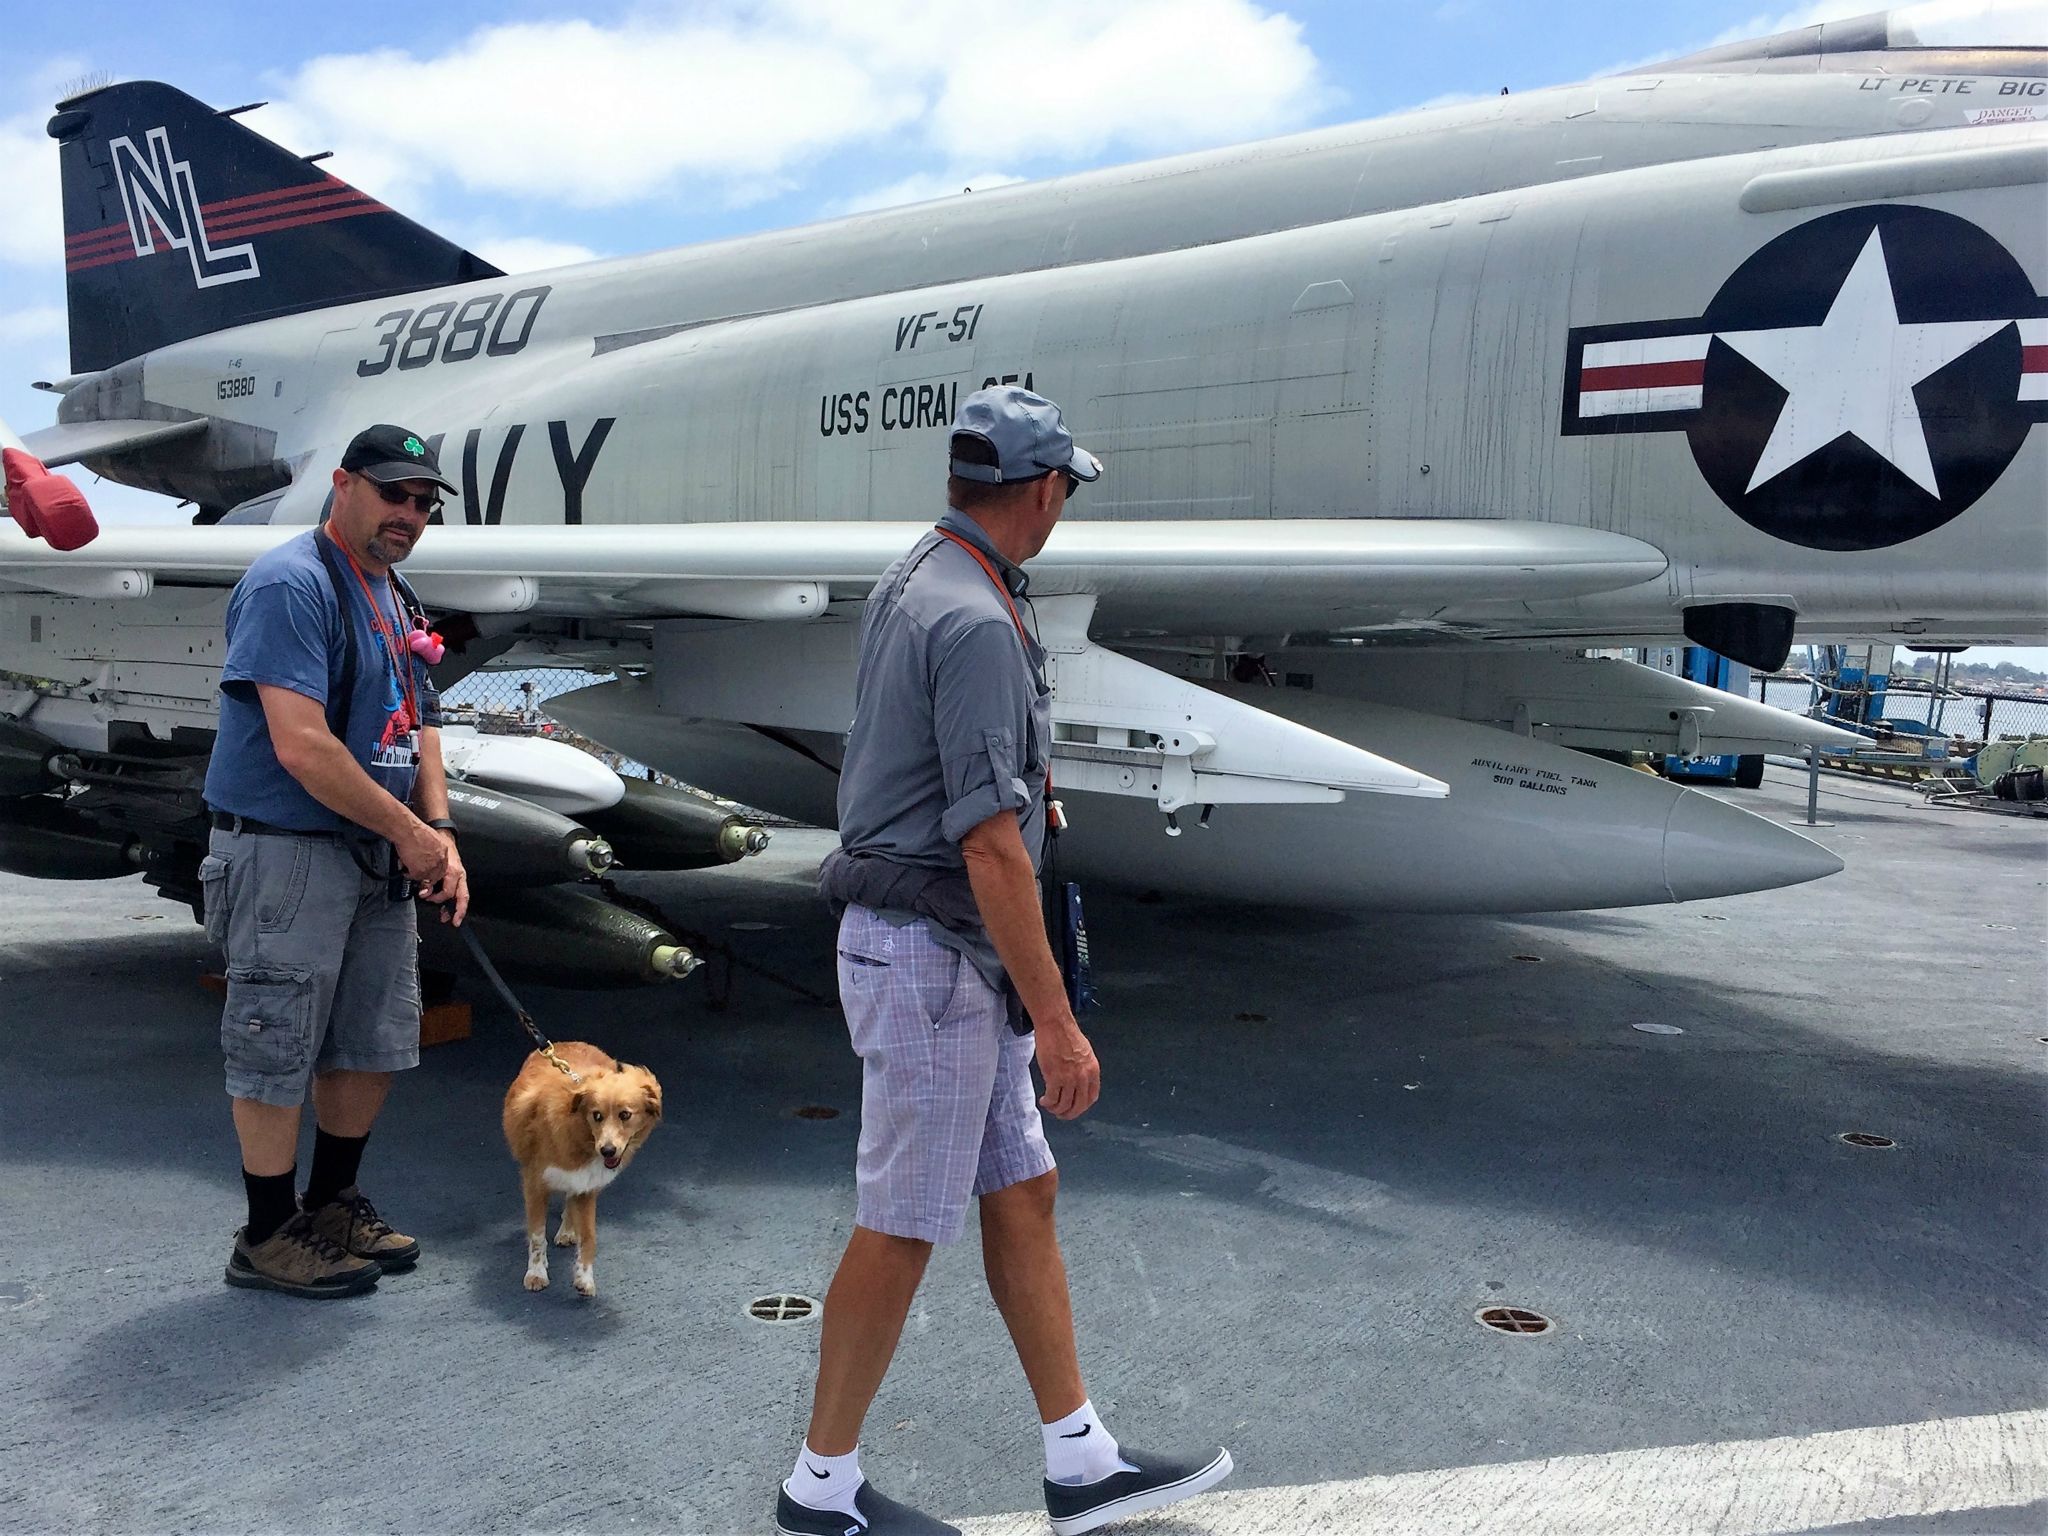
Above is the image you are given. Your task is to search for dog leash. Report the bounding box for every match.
[456,923,584,1085]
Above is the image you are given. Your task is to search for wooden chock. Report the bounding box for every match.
[420,1000,473,1048]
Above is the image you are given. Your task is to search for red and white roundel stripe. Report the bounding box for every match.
[1575,333,1711,420]
[2020,318,2048,403]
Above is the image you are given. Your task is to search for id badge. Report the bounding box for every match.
[370,728,421,800]
[372,728,420,773]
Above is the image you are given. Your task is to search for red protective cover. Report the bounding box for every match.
[1,448,99,549]
[3,448,48,535]
[20,476,99,550]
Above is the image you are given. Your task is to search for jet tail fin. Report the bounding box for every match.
[49,79,502,373]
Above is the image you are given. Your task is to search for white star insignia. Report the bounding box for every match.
[1716,228,2006,498]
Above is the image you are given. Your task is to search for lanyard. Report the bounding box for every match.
[328,529,418,729]
[936,527,1058,816]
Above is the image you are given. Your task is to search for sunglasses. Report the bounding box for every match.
[363,476,441,515]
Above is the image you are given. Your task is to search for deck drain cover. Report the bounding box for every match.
[1838,1132,1897,1149]
[1510,954,1543,964]
[792,1105,840,1121]
[748,1293,820,1323]
[1632,1021,1685,1036]
[1477,1306,1551,1335]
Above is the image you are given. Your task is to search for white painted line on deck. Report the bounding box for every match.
[957,1408,2047,1536]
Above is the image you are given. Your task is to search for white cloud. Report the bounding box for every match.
[0,59,85,267]
[828,170,1027,218]
[268,19,927,210]
[0,115,62,267]
[1895,0,2048,45]
[1706,0,2045,49]
[0,307,69,395]
[261,1,1329,211]
[0,306,65,345]
[1705,0,1890,48]
[468,236,603,273]
[928,0,1329,159]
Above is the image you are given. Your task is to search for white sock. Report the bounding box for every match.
[784,1443,863,1518]
[1042,1399,1129,1486]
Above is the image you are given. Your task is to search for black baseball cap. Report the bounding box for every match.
[339,423,458,496]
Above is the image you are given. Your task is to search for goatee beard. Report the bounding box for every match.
[366,533,413,565]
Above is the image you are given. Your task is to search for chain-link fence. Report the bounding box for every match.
[438,666,617,727]
[436,666,797,820]
[1758,677,2048,743]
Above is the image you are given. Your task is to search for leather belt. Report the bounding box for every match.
[210,811,338,839]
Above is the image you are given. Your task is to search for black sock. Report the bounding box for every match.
[304,1129,369,1211]
[243,1167,298,1244]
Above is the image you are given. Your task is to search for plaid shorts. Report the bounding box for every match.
[838,905,1055,1244]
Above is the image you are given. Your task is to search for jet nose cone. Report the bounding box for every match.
[1661,788,1844,902]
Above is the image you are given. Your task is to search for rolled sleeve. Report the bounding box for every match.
[934,619,1035,844]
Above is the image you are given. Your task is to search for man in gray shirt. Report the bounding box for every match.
[778,388,1232,1536]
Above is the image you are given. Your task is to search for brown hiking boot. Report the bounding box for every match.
[305,1186,421,1272]
[225,1211,380,1298]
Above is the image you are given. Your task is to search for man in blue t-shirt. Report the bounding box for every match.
[201,423,470,1299]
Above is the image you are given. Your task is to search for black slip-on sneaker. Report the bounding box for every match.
[774,1482,961,1536]
[1043,1445,1234,1535]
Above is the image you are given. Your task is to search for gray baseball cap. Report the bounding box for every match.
[948,386,1102,485]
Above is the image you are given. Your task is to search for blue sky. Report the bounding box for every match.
[1,0,2042,668]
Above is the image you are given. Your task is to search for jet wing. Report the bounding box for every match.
[0,518,1666,633]
[18,417,209,468]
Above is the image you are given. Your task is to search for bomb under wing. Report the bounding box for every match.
[443,884,700,989]
[0,794,144,881]
[578,776,771,870]
[442,782,614,887]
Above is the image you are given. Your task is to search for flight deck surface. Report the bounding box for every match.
[1,766,2042,1535]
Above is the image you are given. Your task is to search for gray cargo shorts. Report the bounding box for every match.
[839,904,1054,1244]
[199,828,423,1107]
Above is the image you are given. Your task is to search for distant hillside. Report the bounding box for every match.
[1898,656,2046,689]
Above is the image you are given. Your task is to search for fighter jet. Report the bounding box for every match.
[1,8,2042,945]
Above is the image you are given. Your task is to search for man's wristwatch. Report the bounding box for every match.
[426,817,458,837]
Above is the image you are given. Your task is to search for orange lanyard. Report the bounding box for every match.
[936,527,1056,808]
[329,530,418,727]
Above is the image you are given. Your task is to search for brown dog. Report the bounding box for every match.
[501,1043,662,1297]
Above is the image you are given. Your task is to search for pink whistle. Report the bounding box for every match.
[408,621,445,666]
